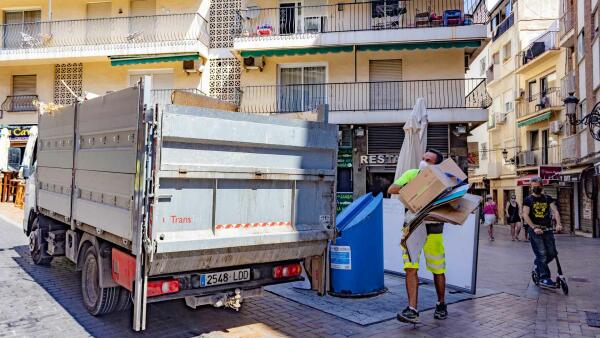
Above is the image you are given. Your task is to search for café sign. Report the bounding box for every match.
[360,153,398,165]
[6,125,33,141]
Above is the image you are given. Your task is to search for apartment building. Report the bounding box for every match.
[555,0,600,237]
[483,0,560,224]
[231,0,491,201]
[0,0,210,169]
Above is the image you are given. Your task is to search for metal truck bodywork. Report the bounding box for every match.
[25,80,337,331]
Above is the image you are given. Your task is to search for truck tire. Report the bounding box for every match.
[81,246,120,315]
[115,287,132,312]
[29,218,53,265]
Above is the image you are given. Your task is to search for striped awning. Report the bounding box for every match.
[517,112,552,128]
[240,46,353,58]
[356,40,481,52]
[109,53,199,66]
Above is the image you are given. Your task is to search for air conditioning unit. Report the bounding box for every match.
[549,120,563,134]
[496,112,507,124]
[242,56,265,71]
[183,60,204,73]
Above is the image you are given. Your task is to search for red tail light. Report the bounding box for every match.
[147,279,180,297]
[273,263,302,279]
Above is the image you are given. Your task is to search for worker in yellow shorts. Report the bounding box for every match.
[388,149,447,324]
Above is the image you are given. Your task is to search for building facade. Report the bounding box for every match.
[232,0,491,203]
[556,0,600,237]
[0,0,211,168]
[483,0,560,224]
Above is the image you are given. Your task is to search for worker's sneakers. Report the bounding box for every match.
[539,278,557,289]
[434,302,448,320]
[397,306,420,324]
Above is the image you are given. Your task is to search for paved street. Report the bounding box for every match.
[0,205,599,338]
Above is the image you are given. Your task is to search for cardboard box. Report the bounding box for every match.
[425,193,482,225]
[398,158,467,213]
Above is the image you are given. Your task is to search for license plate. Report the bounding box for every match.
[200,268,251,287]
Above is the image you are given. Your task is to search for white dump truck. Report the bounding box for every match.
[21,79,337,331]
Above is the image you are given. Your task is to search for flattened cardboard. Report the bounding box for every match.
[425,194,482,225]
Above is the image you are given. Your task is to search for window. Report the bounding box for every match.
[10,75,37,112]
[3,10,42,49]
[493,52,500,65]
[481,142,488,160]
[480,58,486,76]
[278,65,327,112]
[505,1,512,17]
[503,42,512,61]
[503,90,513,113]
[528,80,537,101]
[577,32,584,61]
[529,130,539,151]
[593,9,599,37]
[540,72,557,95]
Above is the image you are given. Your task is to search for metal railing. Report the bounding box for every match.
[0,13,209,53]
[559,11,574,40]
[151,88,206,106]
[517,87,562,118]
[237,78,490,114]
[492,12,513,41]
[516,147,561,167]
[516,30,559,68]
[236,0,488,38]
[0,95,38,114]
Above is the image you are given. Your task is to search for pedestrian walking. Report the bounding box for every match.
[388,149,448,324]
[483,195,497,241]
[506,194,523,241]
[522,177,563,289]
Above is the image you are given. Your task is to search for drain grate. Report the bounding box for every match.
[586,312,600,328]
[570,277,589,283]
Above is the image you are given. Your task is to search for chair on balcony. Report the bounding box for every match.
[415,10,431,27]
[535,92,550,111]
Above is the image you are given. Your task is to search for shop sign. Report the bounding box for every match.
[467,142,479,169]
[336,192,353,214]
[360,153,398,165]
[337,147,353,168]
[5,125,34,141]
[539,166,561,180]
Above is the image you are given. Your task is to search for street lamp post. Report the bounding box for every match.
[563,92,579,135]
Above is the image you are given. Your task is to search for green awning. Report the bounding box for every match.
[357,40,481,52]
[240,46,354,58]
[517,112,552,128]
[110,53,199,66]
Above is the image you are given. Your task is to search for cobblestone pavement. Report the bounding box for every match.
[0,205,599,337]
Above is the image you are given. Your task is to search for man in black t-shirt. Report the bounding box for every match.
[522,177,563,289]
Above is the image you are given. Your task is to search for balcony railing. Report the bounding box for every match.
[517,87,562,118]
[236,0,488,38]
[0,95,38,115]
[559,12,574,40]
[492,12,513,41]
[516,30,559,68]
[0,13,209,54]
[237,78,490,114]
[516,147,561,168]
[151,88,206,106]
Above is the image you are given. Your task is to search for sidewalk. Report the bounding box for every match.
[0,202,24,228]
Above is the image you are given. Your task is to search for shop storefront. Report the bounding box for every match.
[2,125,34,171]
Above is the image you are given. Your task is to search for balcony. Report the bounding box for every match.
[0,95,38,116]
[562,129,597,164]
[0,13,209,62]
[560,72,576,99]
[516,87,562,120]
[237,78,491,124]
[234,0,488,51]
[516,30,559,70]
[516,148,562,168]
[558,1,575,47]
[491,12,514,42]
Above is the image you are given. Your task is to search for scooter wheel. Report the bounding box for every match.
[531,271,539,285]
[559,278,569,295]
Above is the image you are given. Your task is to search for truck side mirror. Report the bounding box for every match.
[22,165,30,179]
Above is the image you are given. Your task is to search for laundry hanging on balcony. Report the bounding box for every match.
[109,53,199,66]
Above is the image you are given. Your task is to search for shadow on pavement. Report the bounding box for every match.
[11,245,275,338]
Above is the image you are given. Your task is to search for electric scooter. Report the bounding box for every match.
[531,255,569,295]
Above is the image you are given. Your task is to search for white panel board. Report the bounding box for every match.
[383,198,479,293]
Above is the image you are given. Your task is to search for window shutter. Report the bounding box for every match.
[13,75,37,95]
[427,124,449,156]
[367,125,405,154]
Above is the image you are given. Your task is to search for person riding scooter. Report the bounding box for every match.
[522,177,563,289]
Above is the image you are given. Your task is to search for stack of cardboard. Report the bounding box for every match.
[398,158,482,261]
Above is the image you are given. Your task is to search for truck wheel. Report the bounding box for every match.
[115,287,132,312]
[81,246,120,315]
[29,218,53,265]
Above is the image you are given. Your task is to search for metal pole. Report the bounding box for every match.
[48,0,52,20]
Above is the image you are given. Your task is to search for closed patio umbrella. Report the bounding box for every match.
[0,128,10,172]
[394,98,428,180]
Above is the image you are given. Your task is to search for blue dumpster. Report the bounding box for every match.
[330,193,386,297]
